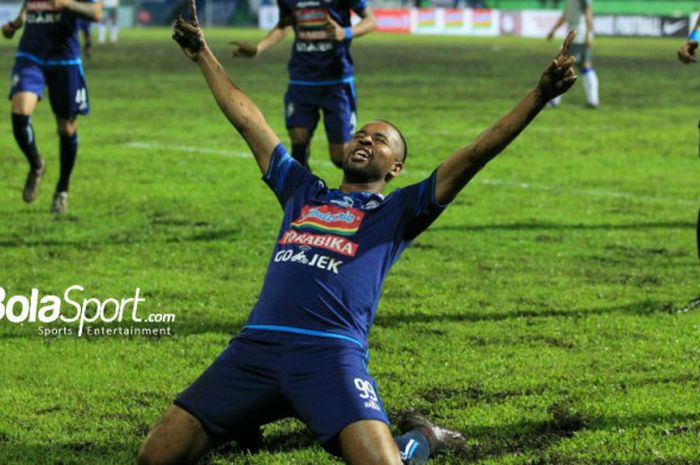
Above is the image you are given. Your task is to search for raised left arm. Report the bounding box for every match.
[434,31,578,205]
[51,0,103,22]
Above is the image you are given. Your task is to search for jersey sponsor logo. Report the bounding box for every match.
[295,0,321,7]
[295,41,334,52]
[292,204,364,236]
[279,229,359,256]
[295,8,327,29]
[295,8,332,42]
[274,248,343,274]
[354,377,381,411]
[27,1,61,12]
[27,11,62,24]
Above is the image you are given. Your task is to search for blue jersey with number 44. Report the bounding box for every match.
[279,0,367,84]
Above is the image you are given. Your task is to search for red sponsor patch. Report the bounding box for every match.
[292,205,364,237]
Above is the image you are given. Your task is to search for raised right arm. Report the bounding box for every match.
[173,3,281,175]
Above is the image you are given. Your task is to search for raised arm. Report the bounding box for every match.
[51,0,103,22]
[232,17,293,58]
[434,31,578,205]
[678,14,700,64]
[173,0,281,174]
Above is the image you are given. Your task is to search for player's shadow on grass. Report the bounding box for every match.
[374,299,676,329]
[456,407,700,463]
[431,220,695,233]
[0,227,242,248]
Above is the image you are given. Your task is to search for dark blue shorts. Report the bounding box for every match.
[174,330,389,455]
[284,82,357,144]
[9,57,89,119]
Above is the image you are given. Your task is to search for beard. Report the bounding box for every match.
[342,159,386,184]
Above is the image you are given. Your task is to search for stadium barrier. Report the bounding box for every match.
[259,6,696,38]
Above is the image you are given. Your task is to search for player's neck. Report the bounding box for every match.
[339,179,386,194]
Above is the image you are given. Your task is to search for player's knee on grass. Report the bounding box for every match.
[137,405,213,465]
[339,420,403,465]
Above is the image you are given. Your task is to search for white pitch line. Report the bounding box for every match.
[479,178,698,206]
[124,141,251,159]
[124,141,698,206]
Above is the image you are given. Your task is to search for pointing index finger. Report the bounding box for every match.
[561,30,576,55]
[189,0,199,25]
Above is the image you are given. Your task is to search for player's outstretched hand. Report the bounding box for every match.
[538,30,578,100]
[1,20,20,39]
[231,41,258,58]
[678,40,698,64]
[326,15,346,41]
[172,0,205,61]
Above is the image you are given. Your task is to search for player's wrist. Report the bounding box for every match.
[343,27,353,40]
[689,29,700,42]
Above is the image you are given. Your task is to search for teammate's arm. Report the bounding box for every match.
[584,3,593,46]
[546,8,567,41]
[2,0,27,39]
[50,0,103,22]
[173,1,280,174]
[232,19,293,58]
[678,15,700,64]
[433,32,578,205]
[326,9,376,41]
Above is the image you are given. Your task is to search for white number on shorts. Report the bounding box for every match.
[353,377,378,401]
[75,88,87,110]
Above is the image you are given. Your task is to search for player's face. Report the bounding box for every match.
[342,121,404,184]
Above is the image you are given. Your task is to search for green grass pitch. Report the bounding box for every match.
[0,28,699,464]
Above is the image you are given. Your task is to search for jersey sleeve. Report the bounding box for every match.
[277,0,293,25]
[396,170,450,241]
[350,0,368,14]
[263,143,321,208]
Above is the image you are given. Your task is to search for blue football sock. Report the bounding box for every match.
[57,132,79,192]
[12,113,42,170]
[395,430,431,464]
[291,143,310,167]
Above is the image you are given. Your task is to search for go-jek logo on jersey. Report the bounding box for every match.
[292,204,364,236]
[274,248,343,274]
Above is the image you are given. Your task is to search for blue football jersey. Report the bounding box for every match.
[245,144,448,347]
[279,0,367,84]
[17,0,95,63]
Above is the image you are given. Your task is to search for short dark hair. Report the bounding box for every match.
[374,119,408,162]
